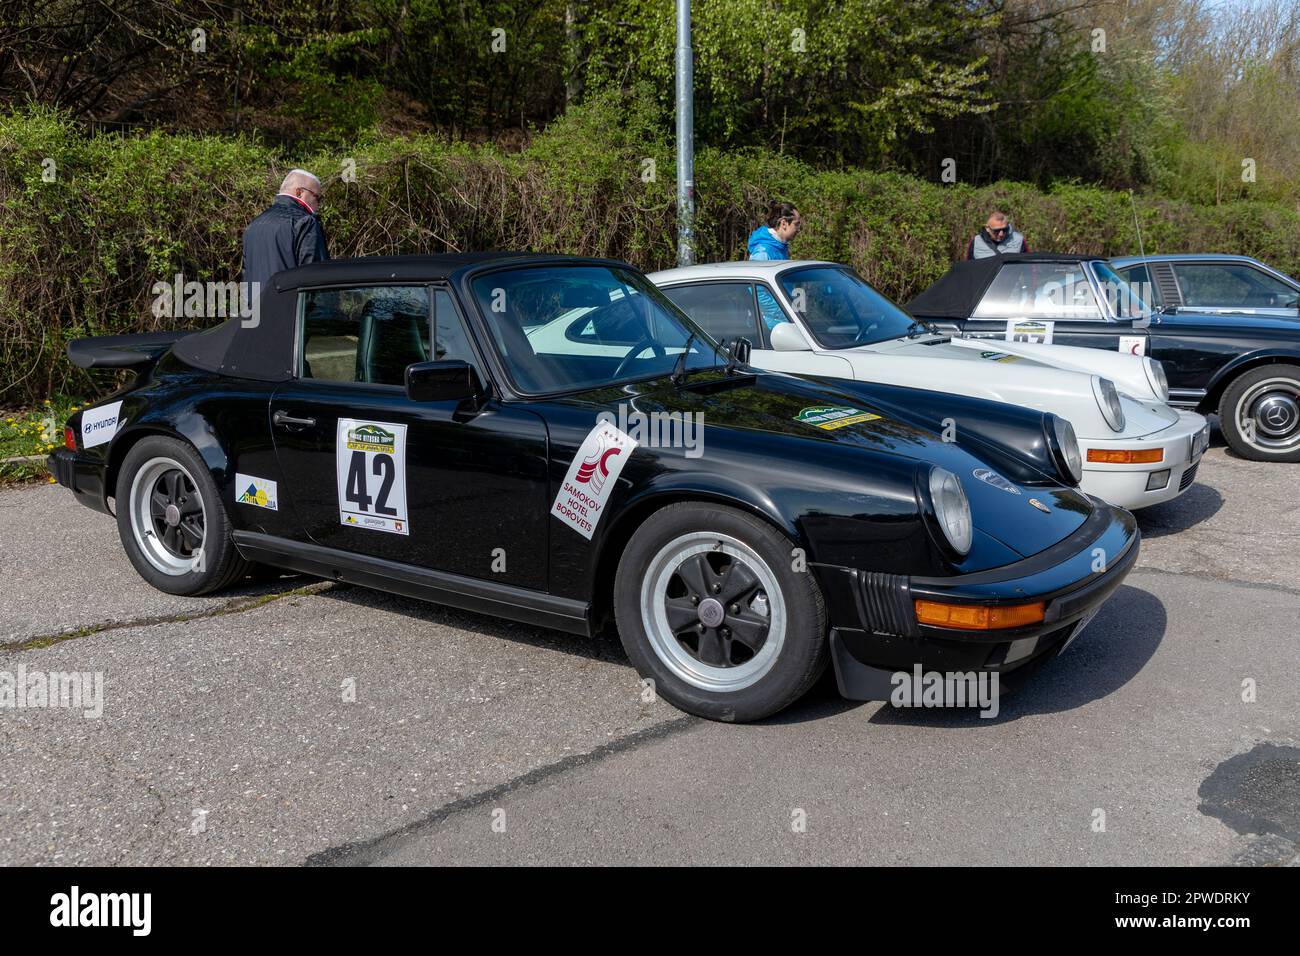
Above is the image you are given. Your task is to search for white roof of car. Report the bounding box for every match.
[648,260,835,284]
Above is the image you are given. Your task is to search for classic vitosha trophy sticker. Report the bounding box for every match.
[336,419,410,534]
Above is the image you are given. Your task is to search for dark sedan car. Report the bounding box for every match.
[1112,254,1300,320]
[908,253,1300,462]
[50,254,1138,721]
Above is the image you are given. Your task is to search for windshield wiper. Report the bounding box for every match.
[903,320,935,338]
[670,332,697,385]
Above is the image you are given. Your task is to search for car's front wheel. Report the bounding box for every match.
[115,436,249,595]
[613,502,828,722]
[1219,364,1300,462]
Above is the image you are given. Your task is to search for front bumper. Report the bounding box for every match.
[1078,411,1209,510]
[816,501,1140,701]
[47,449,112,515]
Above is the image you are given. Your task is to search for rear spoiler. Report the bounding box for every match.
[67,330,194,370]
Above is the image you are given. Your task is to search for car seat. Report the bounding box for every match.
[357,303,428,384]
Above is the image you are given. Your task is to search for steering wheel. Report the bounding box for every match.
[851,321,879,344]
[612,338,667,378]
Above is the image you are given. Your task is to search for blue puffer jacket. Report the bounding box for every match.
[747,226,789,261]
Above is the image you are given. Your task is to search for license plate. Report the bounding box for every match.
[1191,425,1209,460]
[1057,608,1099,656]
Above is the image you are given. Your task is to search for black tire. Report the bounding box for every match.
[115,435,249,595]
[613,502,828,722]
[1218,364,1300,462]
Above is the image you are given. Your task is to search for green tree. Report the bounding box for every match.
[582,0,996,166]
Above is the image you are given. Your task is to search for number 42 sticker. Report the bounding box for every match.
[336,418,410,535]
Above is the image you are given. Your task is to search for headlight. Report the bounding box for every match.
[1144,357,1170,402]
[928,467,972,556]
[1092,376,1126,432]
[1049,415,1084,484]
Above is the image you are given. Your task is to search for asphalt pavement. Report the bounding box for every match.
[1,438,1297,865]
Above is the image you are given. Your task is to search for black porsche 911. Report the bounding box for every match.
[49,254,1138,721]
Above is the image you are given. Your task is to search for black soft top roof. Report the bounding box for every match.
[271,251,544,290]
[172,252,617,381]
[906,252,1100,319]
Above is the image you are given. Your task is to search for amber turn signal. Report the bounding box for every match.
[1086,448,1163,464]
[914,599,1046,630]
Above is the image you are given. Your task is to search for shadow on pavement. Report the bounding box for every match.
[317,581,628,665]
[1135,481,1224,538]
[802,583,1168,728]
[310,579,1165,729]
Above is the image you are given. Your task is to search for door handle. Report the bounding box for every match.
[273,409,316,428]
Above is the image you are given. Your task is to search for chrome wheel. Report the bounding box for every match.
[639,532,786,693]
[1237,377,1300,452]
[129,456,206,575]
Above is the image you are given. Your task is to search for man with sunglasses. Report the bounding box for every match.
[966,210,1029,260]
[241,169,331,295]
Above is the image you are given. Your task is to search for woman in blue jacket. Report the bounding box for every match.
[747,201,801,260]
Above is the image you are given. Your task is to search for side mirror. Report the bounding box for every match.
[405,360,485,404]
[728,336,752,366]
[769,322,811,351]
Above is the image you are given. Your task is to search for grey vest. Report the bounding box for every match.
[971,229,1025,259]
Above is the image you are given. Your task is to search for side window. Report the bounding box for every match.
[755,286,790,336]
[1116,264,1153,304]
[301,286,430,385]
[973,263,1104,320]
[1174,264,1297,308]
[432,289,481,372]
[1107,264,1159,312]
[661,283,761,345]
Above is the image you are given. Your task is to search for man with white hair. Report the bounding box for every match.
[241,169,331,293]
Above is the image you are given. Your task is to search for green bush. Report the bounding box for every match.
[3,104,1299,405]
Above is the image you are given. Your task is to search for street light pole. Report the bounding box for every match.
[675,0,695,266]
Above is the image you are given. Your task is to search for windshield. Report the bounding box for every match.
[470,264,726,394]
[776,266,919,349]
[1093,260,1156,320]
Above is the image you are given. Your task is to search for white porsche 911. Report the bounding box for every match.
[647,261,1209,511]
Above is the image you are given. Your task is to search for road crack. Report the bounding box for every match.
[305,714,702,866]
[0,581,337,654]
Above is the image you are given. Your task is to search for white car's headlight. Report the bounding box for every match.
[928,467,972,556]
[1049,415,1084,484]
[1144,357,1170,402]
[1092,376,1126,432]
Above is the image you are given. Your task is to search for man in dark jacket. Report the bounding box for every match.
[241,169,330,292]
[966,211,1029,259]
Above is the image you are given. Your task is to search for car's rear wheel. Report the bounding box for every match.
[613,502,828,722]
[1219,364,1300,462]
[116,436,249,595]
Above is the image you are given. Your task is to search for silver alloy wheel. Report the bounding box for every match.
[639,532,787,693]
[129,456,206,575]
[1237,377,1300,451]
